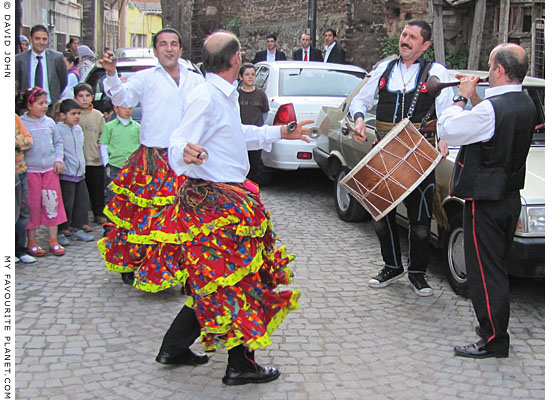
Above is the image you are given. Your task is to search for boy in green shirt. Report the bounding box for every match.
[100,104,140,203]
[100,103,140,285]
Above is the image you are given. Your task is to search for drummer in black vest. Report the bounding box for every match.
[438,43,537,359]
[349,19,453,296]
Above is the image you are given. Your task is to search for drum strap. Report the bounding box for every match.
[420,103,435,130]
[376,120,436,145]
[406,61,432,119]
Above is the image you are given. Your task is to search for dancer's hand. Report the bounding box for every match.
[183,142,207,165]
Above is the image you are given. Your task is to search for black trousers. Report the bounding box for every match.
[160,305,257,371]
[373,170,434,273]
[247,150,264,184]
[104,164,121,203]
[463,193,520,352]
[85,165,105,217]
[59,179,91,230]
[159,306,201,354]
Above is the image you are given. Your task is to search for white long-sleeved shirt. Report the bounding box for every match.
[169,73,282,183]
[103,62,204,148]
[267,50,277,62]
[323,42,335,63]
[437,84,523,146]
[349,58,454,121]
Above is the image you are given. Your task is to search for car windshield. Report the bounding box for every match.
[279,68,366,97]
[454,84,545,145]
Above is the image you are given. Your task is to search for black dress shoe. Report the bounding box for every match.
[222,364,280,386]
[155,349,209,366]
[121,272,135,285]
[454,343,508,359]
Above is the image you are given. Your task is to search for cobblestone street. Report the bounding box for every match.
[15,170,545,399]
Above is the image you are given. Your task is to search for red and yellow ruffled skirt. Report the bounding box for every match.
[98,146,186,282]
[98,146,300,351]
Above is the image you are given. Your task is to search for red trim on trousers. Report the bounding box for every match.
[470,200,496,346]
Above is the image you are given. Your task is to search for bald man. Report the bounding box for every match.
[156,30,312,385]
[438,43,538,359]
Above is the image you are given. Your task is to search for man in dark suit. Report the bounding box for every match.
[252,34,287,63]
[15,25,67,107]
[323,28,345,64]
[293,32,323,62]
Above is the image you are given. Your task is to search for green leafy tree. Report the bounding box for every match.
[226,15,241,36]
[445,48,469,69]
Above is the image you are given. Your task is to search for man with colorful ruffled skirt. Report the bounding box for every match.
[152,31,312,385]
[97,28,204,285]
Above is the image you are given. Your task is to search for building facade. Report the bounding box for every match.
[125,0,162,48]
[20,0,82,52]
[81,0,120,55]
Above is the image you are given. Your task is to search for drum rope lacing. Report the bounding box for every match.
[346,126,437,215]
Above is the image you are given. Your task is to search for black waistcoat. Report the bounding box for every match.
[450,91,537,200]
[375,57,435,124]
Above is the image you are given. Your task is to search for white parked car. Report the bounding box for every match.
[254,61,367,184]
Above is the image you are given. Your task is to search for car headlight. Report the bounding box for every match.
[516,205,545,236]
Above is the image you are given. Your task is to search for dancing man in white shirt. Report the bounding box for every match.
[97,28,204,286]
[152,30,312,385]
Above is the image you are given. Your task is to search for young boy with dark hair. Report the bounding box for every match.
[56,99,94,244]
[237,62,269,184]
[74,83,106,227]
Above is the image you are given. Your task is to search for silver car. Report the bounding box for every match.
[254,61,367,184]
[313,70,545,296]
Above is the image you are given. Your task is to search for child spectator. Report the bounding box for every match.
[237,63,269,184]
[74,83,106,226]
[99,99,115,122]
[19,87,67,256]
[56,99,94,244]
[100,103,140,203]
[60,52,80,100]
[15,113,36,263]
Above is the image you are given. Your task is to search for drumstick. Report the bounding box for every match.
[349,123,381,143]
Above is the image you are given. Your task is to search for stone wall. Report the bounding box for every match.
[179,0,534,72]
[209,0,437,70]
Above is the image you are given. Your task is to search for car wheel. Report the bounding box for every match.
[334,169,368,222]
[442,212,469,297]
